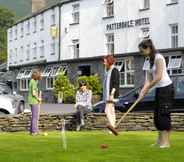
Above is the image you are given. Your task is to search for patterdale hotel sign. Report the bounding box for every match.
[106,17,150,31]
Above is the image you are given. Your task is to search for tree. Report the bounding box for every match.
[0,7,15,63]
[54,70,76,103]
[77,75,102,95]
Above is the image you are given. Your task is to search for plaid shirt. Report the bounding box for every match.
[76,90,92,109]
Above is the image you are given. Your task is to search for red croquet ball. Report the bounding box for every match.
[100,144,108,149]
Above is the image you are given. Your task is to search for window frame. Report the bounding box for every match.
[71,4,80,24]
[170,23,178,48]
[106,33,114,54]
[115,57,135,88]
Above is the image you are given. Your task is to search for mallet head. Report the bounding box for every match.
[106,124,119,136]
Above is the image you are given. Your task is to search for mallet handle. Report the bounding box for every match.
[116,98,141,128]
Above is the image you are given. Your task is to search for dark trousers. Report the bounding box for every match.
[154,84,174,131]
[76,105,90,125]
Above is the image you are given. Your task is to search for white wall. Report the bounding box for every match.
[7,6,60,68]
[60,0,184,61]
[8,0,184,66]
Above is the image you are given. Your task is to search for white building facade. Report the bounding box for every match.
[7,0,184,102]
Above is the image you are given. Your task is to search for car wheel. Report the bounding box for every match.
[0,111,7,116]
[18,102,25,114]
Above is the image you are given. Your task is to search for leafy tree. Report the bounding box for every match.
[0,7,15,63]
[77,75,102,95]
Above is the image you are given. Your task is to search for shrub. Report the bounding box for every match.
[54,71,75,103]
[77,75,102,95]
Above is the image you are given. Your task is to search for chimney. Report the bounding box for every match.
[32,0,46,13]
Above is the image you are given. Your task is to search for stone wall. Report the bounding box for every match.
[0,113,184,132]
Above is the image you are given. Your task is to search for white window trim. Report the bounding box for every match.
[115,57,135,87]
[46,77,55,90]
[170,23,178,48]
[19,79,29,91]
[106,33,114,54]
[71,39,80,58]
[167,0,178,5]
[165,55,183,76]
[103,0,114,17]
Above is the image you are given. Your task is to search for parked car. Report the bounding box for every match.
[0,82,25,115]
[93,76,184,113]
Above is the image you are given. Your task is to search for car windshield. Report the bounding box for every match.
[0,84,11,95]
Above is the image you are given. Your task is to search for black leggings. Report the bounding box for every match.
[154,84,174,131]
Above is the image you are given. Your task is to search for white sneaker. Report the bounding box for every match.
[159,145,170,149]
[81,119,85,126]
[76,125,81,131]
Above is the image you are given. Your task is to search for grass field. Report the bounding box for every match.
[0,131,183,162]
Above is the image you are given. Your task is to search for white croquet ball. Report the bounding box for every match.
[43,132,48,136]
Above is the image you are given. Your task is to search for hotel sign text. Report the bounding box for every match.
[106,17,150,31]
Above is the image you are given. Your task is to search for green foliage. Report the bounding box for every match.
[77,75,102,95]
[0,0,31,19]
[0,6,15,63]
[0,131,184,162]
[54,70,75,103]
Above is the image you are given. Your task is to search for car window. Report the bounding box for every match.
[176,78,184,94]
[0,85,11,94]
[146,88,155,97]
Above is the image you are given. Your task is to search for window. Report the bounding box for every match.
[106,33,114,54]
[14,48,17,64]
[72,39,79,58]
[40,14,44,30]
[143,0,150,9]
[72,4,80,24]
[32,43,37,59]
[46,77,55,90]
[20,79,29,91]
[115,58,135,87]
[20,46,24,62]
[140,0,150,10]
[33,17,37,33]
[40,40,45,58]
[50,38,56,55]
[78,65,91,76]
[170,24,178,48]
[9,49,13,65]
[26,20,30,35]
[104,0,114,17]
[51,9,56,26]
[20,23,24,38]
[14,26,18,40]
[17,69,32,91]
[42,66,67,90]
[165,55,184,75]
[26,45,30,61]
[9,29,13,41]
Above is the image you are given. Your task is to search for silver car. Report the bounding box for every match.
[0,82,25,115]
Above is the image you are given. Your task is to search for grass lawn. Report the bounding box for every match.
[0,131,183,162]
